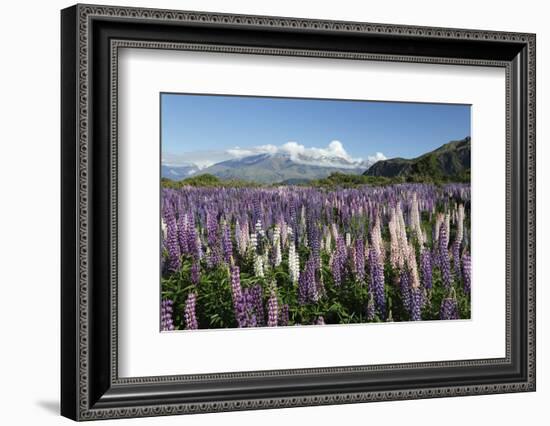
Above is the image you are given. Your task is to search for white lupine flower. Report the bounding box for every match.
[434,213,445,242]
[371,214,386,265]
[387,203,409,271]
[249,232,257,252]
[280,220,288,249]
[325,231,332,252]
[331,223,339,241]
[411,193,425,246]
[235,219,241,253]
[255,219,265,237]
[396,203,408,264]
[345,232,351,247]
[254,254,264,277]
[388,207,401,269]
[237,221,249,256]
[195,234,203,260]
[407,243,421,289]
[273,225,282,267]
[456,204,465,245]
[288,243,300,284]
[300,206,307,233]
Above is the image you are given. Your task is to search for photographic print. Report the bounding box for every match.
[160,93,471,331]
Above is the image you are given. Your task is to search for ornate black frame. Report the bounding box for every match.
[61,4,536,421]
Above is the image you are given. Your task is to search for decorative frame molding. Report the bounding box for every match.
[61,4,535,421]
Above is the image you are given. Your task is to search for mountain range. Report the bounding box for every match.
[162,151,375,184]
[162,137,471,184]
[364,137,471,180]
[193,153,373,184]
[161,164,201,180]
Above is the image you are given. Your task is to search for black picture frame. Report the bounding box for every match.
[61,4,536,421]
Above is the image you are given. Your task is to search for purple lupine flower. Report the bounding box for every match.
[306,257,318,302]
[253,196,262,230]
[431,244,440,269]
[234,219,242,255]
[410,287,423,321]
[462,252,471,294]
[298,269,308,306]
[368,246,386,318]
[431,214,444,268]
[299,257,317,304]
[206,210,220,267]
[438,223,452,289]
[355,237,365,283]
[399,269,411,313]
[243,288,258,328]
[177,213,190,255]
[164,206,181,273]
[331,235,347,287]
[289,200,297,236]
[221,221,233,264]
[184,292,199,330]
[420,248,432,290]
[160,183,471,329]
[440,288,459,320]
[452,240,461,276]
[191,260,200,286]
[267,290,278,327]
[230,266,248,328]
[186,213,197,254]
[250,284,265,326]
[330,252,341,287]
[309,222,321,269]
[279,304,289,326]
[193,233,202,261]
[160,299,175,331]
[366,293,375,321]
[230,265,242,305]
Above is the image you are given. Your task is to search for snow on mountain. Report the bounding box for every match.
[161,141,386,183]
[225,141,385,170]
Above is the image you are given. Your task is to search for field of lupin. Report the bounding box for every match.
[160,183,471,331]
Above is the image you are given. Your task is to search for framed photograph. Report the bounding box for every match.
[61,4,536,421]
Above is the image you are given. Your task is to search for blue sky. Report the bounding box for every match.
[161,93,470,167]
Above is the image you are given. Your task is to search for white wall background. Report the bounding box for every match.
[0,0,546,424]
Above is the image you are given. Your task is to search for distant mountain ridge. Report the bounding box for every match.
[161,164,201,180]
[194,153,370,184]
[161,138,470,184]
[364,137,470,179]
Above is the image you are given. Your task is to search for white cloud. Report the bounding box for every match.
[279,140,356,163]
[162,151,228,169]
[164,141,385,170]
[224,140,374,168]
[226,144,278,158]
[367,152,387,163]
